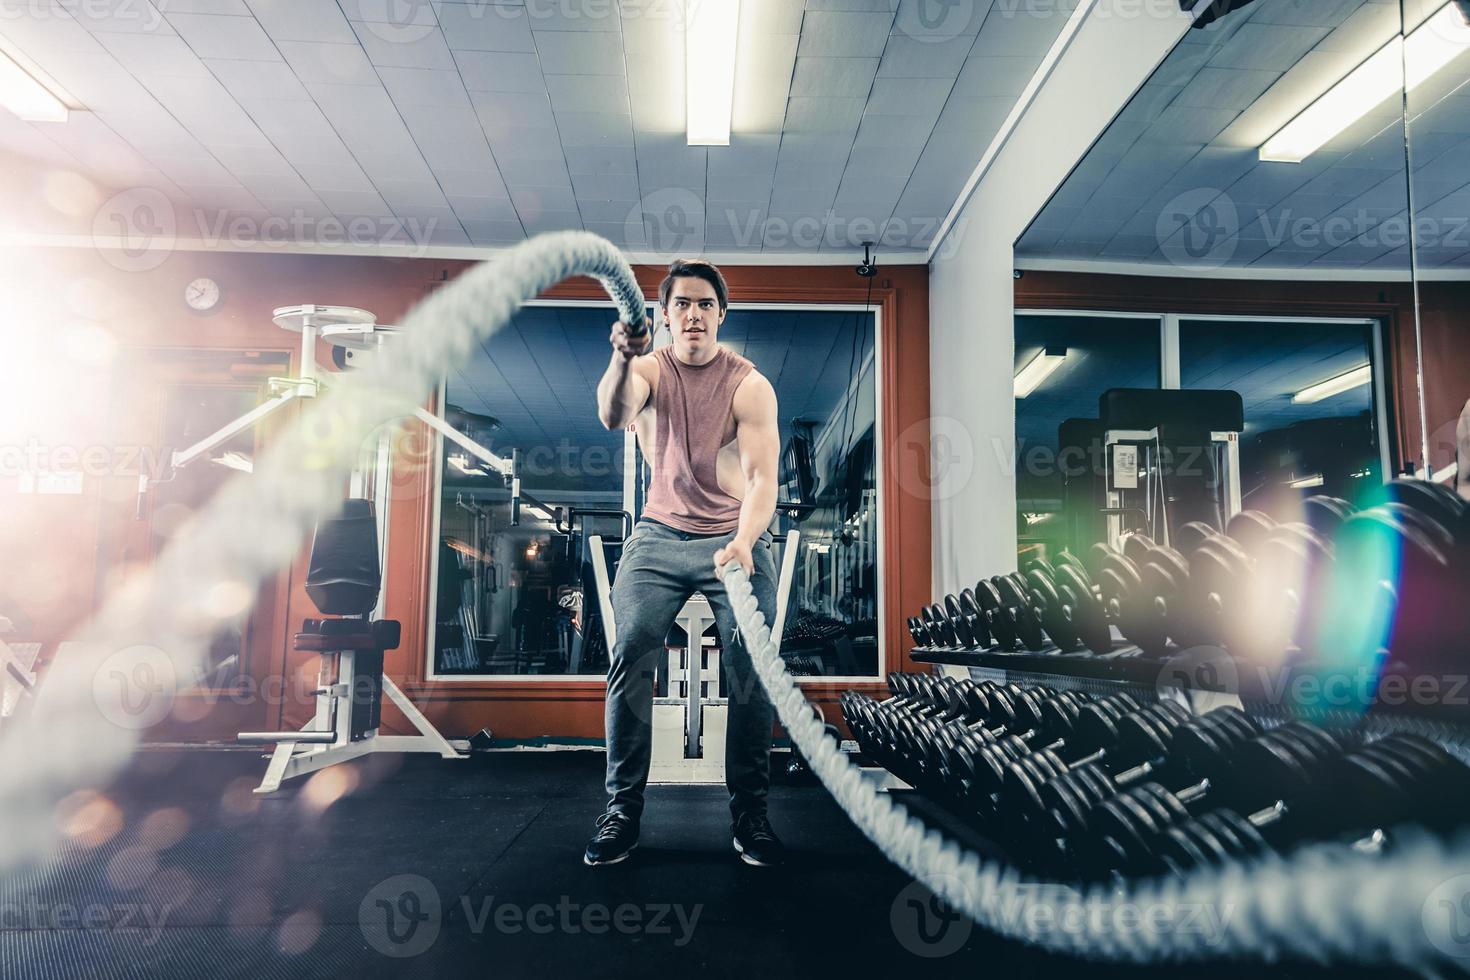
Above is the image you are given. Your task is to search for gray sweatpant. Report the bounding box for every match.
[603,518,778,821]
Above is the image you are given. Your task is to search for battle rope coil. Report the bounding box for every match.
[3,230,1465,969]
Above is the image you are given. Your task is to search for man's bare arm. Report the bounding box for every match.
[730,372,780,550]
[597,318,653,430]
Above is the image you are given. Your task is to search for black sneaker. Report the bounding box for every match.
[732,812,784,867]
[584,810,639,866]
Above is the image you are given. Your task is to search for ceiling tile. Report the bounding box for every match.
[207,59,311,100]
[790,57,881,97]
[971,9,1067,57]
[562,145,637,174]
[156,0,251,12]
[533,31,627,74]
[471,91,556,131]
[351,22,457,68]
[456,50,546,92]
[96,33,211,76]
[864,76,953,115]
[1173,67,1279,110]
[244,0,357,43]
[953,54,1039,98]
[374,179,450,208]
[435,2,536,51]
[842,142,925,176]
[853,111,940,147]
[68,0,174,35]
[519,210,585,235]
[495,155,573,185]
[166,12,279,59]
[511,185,579,214]
[796,12,894,57]
[434,168,511,197]
[555,111,634,146]
[706,136,781,175]
[783,96,866,132]
[1207,23,1331,71]
[575,198,641,223]
[877,33,973,77]
[378,67,473,107]
[570,171,640,199]
[315,188,392,214]
[207,141,296,175]
[460,218,526,241]
[707,173,773,201]
[545,74,630,114]
[448,194,520,221]
[483,126,564,161]
[276,41,379,84]
[892,0,990,40]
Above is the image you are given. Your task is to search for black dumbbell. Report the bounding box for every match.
[1075,720,1356,877]
[1148,732,1469,877]
[993,574,1048,651]
[1011,706,1264,863]
[999,698,1196,828]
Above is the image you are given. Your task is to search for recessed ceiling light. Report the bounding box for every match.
[686,0,740,146]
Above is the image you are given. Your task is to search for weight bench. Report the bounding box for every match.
[239,499,465,793]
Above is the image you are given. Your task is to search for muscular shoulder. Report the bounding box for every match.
[732,369,776,421]
[630,352,660,389]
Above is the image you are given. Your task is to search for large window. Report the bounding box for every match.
[1014,312,1388,559]
[1179,318,1384,513]
[428,303,885,680]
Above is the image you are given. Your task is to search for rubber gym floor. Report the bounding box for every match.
[0,749,1407,979]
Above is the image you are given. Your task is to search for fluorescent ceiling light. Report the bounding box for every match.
[686,0,739,146]
[1292,363,1371,404]
[1288,474,1325,489]
[1014,346,1067,398]
[524,505,553,522]
[1261,0,1470,162]
[0,51,67,122]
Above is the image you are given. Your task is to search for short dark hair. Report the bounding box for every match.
[658,259,729,313]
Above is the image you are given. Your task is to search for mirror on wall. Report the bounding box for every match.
[1401,0,1470,498]
[1011,0,1417,560]
[429,305,884,679]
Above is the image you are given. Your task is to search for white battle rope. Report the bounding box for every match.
[3,230,1465,969]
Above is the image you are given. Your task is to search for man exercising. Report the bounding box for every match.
[585,259,784,867]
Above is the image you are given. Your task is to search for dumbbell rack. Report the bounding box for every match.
[907,642,1470,765]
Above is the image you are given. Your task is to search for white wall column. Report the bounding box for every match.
[927,0,1198,594]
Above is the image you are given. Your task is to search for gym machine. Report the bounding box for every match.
[237,499,465,793]
[1097,388,1245,552]
[584,528,801,784]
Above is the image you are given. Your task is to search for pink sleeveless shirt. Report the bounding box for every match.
[640,345,754,535]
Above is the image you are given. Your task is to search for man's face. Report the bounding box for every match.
[663,276,724,357]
